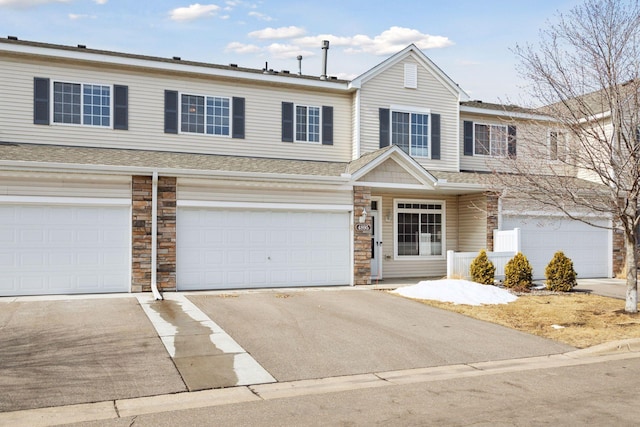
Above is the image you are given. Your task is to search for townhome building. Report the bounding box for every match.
[0,37,618,297]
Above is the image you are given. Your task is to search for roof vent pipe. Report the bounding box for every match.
[320,40,329,80]
[297,55,303,75]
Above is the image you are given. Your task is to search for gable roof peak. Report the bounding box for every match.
[349,44,469,100]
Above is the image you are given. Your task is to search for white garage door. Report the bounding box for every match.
[502,216,610,279]
[177,208,351,290]
[0,204,130,296]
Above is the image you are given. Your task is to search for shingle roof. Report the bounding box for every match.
[0,142,349,177]
[460,100,537,115]
[0,37,349,84]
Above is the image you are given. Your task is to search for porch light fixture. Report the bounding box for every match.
[359,208,367,223]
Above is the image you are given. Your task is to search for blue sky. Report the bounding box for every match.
[0,0,582,103]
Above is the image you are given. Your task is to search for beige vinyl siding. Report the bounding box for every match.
[375,192,458,279]
[178,178,353,206]
[358,55,460,172]
[0,56,352,163]
[457,194,487,252]
[359,158,422,185]
[0,171,131,198]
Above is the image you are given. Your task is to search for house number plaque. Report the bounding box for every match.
[356,223,371,232]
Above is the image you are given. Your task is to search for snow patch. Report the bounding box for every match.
[391,279,518,306]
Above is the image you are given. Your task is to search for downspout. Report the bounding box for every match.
[151,171,163,300]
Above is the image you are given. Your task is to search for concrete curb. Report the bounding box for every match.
[565,338,640,358]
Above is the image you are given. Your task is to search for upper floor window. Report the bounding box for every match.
[181,94,230,136]
[34,78,128,130]
[463,120,516,158]
[296,105,320,143]
[281,102,333,145]
[53,81,111,127]
[379,107,441,159]
[391,109,430,157]
[474,123,507,156]
[548,130,565,161]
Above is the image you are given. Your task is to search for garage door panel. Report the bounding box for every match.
[503,216,609,279]
[178,208,350,290]
[0,204,130,296]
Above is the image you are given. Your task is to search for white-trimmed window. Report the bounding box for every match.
[180,93,230,136]
[53,81,111,127]
[395,200,444,258]
[295,105,320,143]
[474,123,507,156]
[548,130,565,161]
[391,108,430,157]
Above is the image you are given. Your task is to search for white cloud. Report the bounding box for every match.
[248,11,272,21]
[249,26,306,40]
[296,26,453,56]
[94,0,107,4]
[265,43,313,60]
[169,3,220,22]
[0,0,69,7]
[69,13,95,20]
[225,41,261,54]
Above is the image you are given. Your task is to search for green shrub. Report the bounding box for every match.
[504,252,533,290]
[469,249,496,285]
[545,251,577,292]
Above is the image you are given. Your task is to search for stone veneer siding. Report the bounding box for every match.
[353,186,372,285]
[131,175,177,293]
[486,192,500,251]
[157,176,177,290]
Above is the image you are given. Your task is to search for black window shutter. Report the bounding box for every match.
[164,90,178,134]
[322,106,333,145]
[463,120,474,156]
[113,85,128,130]
[282,102,294,142]
[431,113,441,159]
[508,125,517,157]
[232,97,245,139]
[379,108,390,148]
[33,77,50,125]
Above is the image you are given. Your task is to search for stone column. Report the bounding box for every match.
[353,186,372,285]
[131,175,152,292]
[157,176,177,291]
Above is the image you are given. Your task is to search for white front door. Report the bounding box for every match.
[370,199,382,279]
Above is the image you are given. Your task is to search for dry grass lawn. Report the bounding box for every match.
[412,292,640,348]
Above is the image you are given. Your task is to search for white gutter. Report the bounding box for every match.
[460,105,556,122]
[151,171,162,300]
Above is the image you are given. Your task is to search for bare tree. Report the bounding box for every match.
[500,0,640,312]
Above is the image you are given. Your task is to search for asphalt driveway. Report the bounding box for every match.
[188,288,574,382]
[0,297,186,412]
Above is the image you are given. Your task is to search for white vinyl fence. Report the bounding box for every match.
[446,229,520,280]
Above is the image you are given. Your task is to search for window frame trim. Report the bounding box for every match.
[393,198,446,261]
[387,105,432,158]
[50,80,114,129]
[294,103,322,144]
[473,122,508,157]
[547,129,566,162]
[178,91,232,137]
